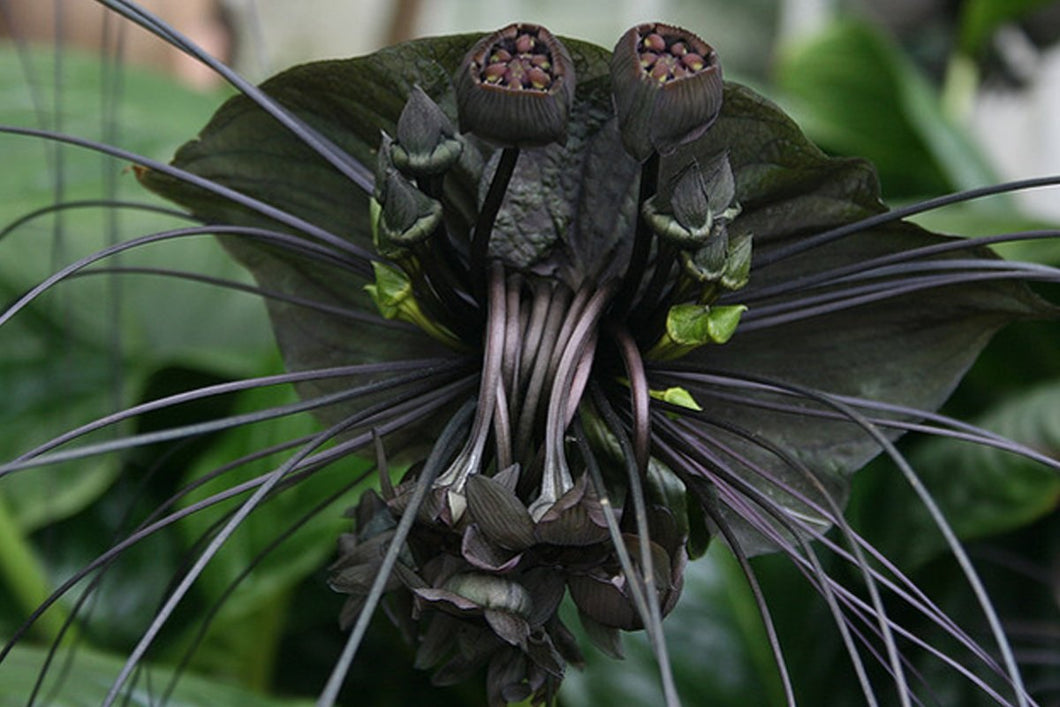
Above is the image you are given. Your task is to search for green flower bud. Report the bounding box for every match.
[455,23,575,147]
[610,22,723,161]
[377,167,443,246]
[391,85,464,176]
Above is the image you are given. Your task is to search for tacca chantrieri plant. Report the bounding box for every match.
[4,12,1059,707]
[128,20,1060,707]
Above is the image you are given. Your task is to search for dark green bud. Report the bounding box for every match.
[391,85,464,176]
[643,154,736,249]
[610,22,723,161]
[378,167,443,246]
[374,132,397,202]
[455,23,575,147]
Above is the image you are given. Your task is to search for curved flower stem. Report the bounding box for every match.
[470,147,519,296]
[435,262,507,494]
[700,507,797,707]
[502,272,524,395]
[653,428,881,706]
[669,414,911,705]
[531,286,612,519]
[611,324,651,472]
[0,491,71,644]
[515,284,573,459]
[318,400,476,707]
[808,393,1030,707]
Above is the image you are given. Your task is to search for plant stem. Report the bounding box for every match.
[0,489,72,643]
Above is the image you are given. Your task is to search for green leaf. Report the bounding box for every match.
[0,642,315,707]
[910,381,1060,565]
[958,0,1058,55]
[173,383,372,679]
[774,22,997,198]
[364,261,459,347]
[0,47,272,374]
[648,303,746,360]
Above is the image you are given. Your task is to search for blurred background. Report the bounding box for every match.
[0,1,1058,705]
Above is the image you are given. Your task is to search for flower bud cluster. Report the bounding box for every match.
[647,151,752,294]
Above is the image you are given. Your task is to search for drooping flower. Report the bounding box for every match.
[3,13,1058,707]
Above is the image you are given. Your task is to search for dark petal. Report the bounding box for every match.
[431,650,484,687]
[525,630,566,678]
[575,610,625,659]
[545,615,586,667]
[487,649,530,707]
[412,586,483,615]
[328,530,392,573]
[620,533,677,594]
[521,567,568,628]
[465,473,536,550]
[484,609,531,647]
[415,612,460,669]
[567,572,638,630]
[461,523,524,572]
[533,474,610,546]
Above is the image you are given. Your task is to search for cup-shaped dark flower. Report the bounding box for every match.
[455,23,575,147]
[611,22,723,161]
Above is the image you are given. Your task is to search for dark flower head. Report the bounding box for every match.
[610,22,724,161]
[455,22,576,147]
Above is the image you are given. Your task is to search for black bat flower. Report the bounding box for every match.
[2,9,1058,707]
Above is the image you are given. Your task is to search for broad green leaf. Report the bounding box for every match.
[910,380,1060,566]
[177,384,368,615]
[958,0,1058,55]
[0,47,273,374]
[774,22,997,198]
[0,642,314,707]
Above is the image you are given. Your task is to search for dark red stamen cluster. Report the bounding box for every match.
[638,30,707,82]
[479,29,555,91]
